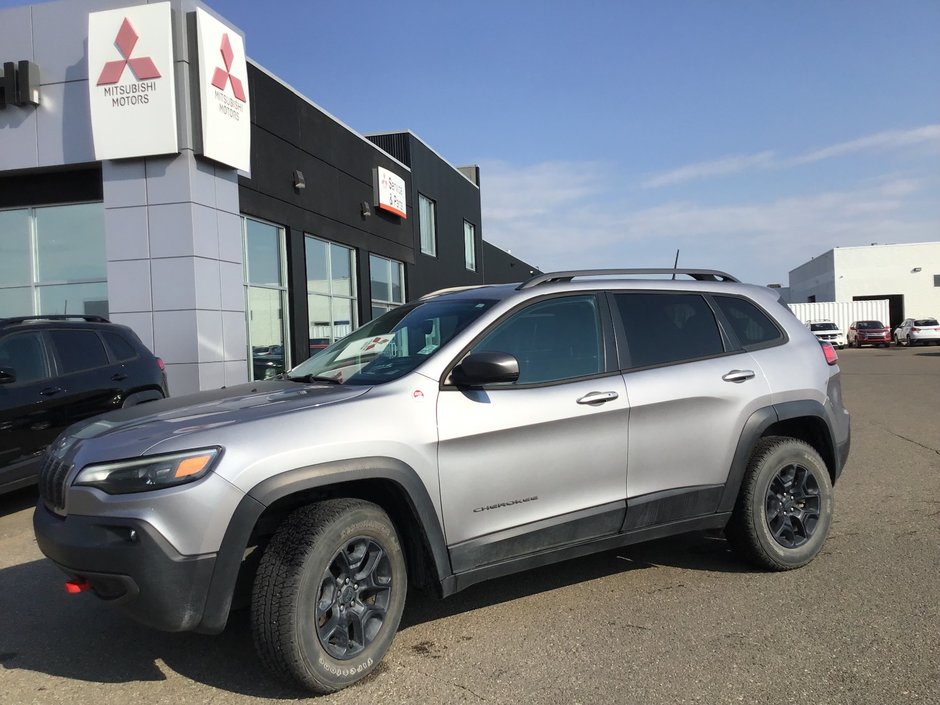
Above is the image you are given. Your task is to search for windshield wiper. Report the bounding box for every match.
[288,374,343,384]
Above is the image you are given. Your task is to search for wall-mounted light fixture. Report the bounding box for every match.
[911,267,922,273]
[360,201,372,218]
[292,170,305,191]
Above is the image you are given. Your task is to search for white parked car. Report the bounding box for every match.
[806,320,846,349]
[894,318,940,346]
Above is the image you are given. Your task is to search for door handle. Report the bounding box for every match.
[577,391,620,405]
[112,373,128,381]
[40,386,65,396]
[722,370,755,383]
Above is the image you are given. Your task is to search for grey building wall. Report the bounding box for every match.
[0,0,248,395]
[788,249,836,303]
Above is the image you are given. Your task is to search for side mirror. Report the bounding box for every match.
[0,367,16,385]
[451,352,520,387]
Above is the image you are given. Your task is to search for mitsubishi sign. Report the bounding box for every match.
[88,3,178,160]
[194,8,251,173]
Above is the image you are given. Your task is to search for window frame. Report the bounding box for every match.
[441,292,619,390]
[242,215,291,380]
[418,193,437,257]
[463,220,477,272]
[708,294,788,353]
[369,254,406,319]
[305,235,359,348]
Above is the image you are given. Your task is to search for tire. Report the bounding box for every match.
[251,499,407,693]
[907,335,914,347]
[725,437,833,571]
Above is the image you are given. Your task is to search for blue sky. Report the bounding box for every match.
[8,0,940,284]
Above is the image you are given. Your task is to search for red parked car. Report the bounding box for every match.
[847,320,891,348]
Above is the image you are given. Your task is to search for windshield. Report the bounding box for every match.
[287,297,497,385]
[810,323,837,331]
[857,321,885,329]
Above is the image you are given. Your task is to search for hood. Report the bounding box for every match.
[58,380,372,462]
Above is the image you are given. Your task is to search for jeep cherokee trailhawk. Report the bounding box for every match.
[34,269,851,693]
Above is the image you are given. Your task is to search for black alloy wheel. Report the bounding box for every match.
[316,537,393,660]
[764,463,820,548]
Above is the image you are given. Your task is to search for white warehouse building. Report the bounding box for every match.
[788,242,940,329]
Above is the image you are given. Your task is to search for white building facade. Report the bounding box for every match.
[788,242,940,329]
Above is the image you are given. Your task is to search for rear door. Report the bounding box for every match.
[437,294,628,572]
[46,328,123,424]
[612,292,774,527]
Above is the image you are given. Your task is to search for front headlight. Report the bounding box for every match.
[73,448,222,494]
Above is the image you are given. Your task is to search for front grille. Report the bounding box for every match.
[38,452,72,513]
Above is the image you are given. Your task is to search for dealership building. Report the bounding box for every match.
[0,0,535,394]
[787,242,940,329]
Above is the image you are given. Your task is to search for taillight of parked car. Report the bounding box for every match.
[156,357,165,371]
[821,342,838,366]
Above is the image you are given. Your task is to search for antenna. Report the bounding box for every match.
[671,249,680,280]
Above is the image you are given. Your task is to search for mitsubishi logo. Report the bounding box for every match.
[97,18,161,85]
[210,33,246,102]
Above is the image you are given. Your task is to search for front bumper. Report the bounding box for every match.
[33,502,217,632]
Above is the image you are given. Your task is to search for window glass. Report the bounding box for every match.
[370,254,405,319]
[418,194,436,256]
[714,296,783,348]
[35,204,106,283]
[473,296,602,384]
[38,282,109,317]
[464,221,476,271]
[102,331,138,361]
[245,218,282,287]
[616,293,724,368]
[370,255,390,303]
[49,329,109,374]
[0,209,31,287]
[0,287,33,318]
[305,236,357,347]
[0,332,50,383]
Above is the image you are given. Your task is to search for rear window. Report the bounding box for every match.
[914,319,938,326]
[49,329,110,374]
[809,323,837,331]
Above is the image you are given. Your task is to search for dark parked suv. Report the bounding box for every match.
[0,315,168,494]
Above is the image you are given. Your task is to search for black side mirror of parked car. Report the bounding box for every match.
[451,352,520,387]
[0,367,16,385]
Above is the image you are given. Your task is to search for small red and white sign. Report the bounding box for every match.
[374,166,407,218]
[195,8,251,173]
[88,3,178,160]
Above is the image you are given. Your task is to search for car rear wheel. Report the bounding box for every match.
[251,499,407,693]
[726,436,833,571]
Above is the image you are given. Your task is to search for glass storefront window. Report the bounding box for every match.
[369,254,405,319]
[305,236,357,350]
[243,217,290,380]
[0,203,106,318]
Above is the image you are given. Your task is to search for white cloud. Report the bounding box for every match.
[641,151,776,188]
[481,159,939,284]
[641,124,940,188]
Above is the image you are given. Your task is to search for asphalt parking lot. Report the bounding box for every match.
[1,346,938,704]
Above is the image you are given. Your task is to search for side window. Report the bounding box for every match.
[102,331,138,362]
[0,332,51,384]
[615,293,724,369]
[49,329,110,374]
[473,296,603,384]
[713,296,783,349]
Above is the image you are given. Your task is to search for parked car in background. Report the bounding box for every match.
[894,318,940,346]
[0,315,168,494]
[847,320,891,348]
[806,320,846,349]
[251,345,285,380]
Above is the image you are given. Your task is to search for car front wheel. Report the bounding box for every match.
[251,499,407,693]
[726,436,833,571]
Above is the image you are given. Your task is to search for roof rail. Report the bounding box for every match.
[0,314,110,326]
[517,268,739,290]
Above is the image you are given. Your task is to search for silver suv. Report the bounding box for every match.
[34,269,851,693]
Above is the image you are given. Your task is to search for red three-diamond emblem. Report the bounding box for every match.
[97,18,161,85]
[210,33,246,102]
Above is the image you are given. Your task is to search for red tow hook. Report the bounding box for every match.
[65,578,92,594]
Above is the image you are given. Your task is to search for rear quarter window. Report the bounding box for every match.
[713,296,784,349]
[102,331,139,361]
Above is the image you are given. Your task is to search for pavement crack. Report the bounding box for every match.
[882,428,940,455]
[453,681,486,701]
